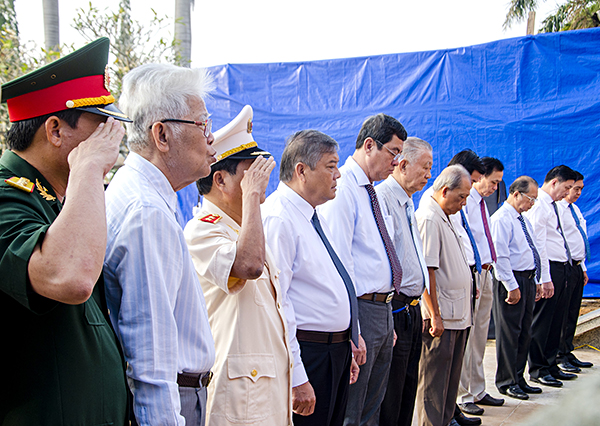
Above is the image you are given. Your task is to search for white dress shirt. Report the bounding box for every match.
[104,152,215,426]
[262,182,352,387]
[559,199,587,270]
[422,186,475,266]
[524,188,569,283]
[464,186,495,265]
[376,176,429,297]
[491,202,539,291]
[319,156,393,296]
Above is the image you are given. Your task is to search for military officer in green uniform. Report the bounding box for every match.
[0,38,131,425]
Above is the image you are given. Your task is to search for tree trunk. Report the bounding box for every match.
[174,0,192,67]
[43,0,59,51]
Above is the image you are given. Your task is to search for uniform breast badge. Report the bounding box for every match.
[200,214,222,224]
[4,177,35,193]
[36,179,56,201]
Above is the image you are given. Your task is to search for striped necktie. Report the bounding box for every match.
[518,215,541,281]
[460,209,482,273]
[365,184,403,292]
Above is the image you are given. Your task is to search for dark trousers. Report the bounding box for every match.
[528,261,570,378]
[558,262,585,362]
[379,303,422,426]
[493,273,536,390]
[294,340,352,426]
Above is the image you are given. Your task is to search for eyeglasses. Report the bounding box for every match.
[522,193,537,204]
[149,118,212,138]
[373,138,403,162]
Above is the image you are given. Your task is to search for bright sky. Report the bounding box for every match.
[15,0,560,67]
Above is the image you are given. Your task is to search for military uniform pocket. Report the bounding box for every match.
[226,354,276,422]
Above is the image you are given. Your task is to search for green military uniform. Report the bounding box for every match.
[0,151,128,425]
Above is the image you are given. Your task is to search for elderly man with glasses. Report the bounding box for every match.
[491,176,543,400]
[103,64,217,426]
[320,113,407,426]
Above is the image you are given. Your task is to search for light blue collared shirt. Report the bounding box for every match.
[104,152,215,426]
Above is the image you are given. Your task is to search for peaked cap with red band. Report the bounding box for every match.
[1,37,131,123]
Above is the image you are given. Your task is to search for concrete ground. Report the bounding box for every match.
[411,341,600,425]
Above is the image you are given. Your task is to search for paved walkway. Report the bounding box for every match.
[411,341,600,425]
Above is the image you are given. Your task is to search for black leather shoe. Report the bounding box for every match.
[519,381,542,394]
[476,393,505,406]
[570,357,593,368]
[499,384,529,400]
[454,412,482,426]
[458,402,484,415]
[530,374,563,387]
[552,370,577,380]
[559,361,581,373]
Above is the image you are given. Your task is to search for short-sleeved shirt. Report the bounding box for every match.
[415,195,472,330]
[0,150,128,425]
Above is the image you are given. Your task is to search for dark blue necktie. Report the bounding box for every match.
[518,215,541,282]
[311,211,359,346]
[460,209,482,273]
[569,203,591,262]
[552,201,572,265]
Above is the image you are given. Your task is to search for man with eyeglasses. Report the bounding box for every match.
[556,172,594,372]
[491,176,543,401]
[320,113,407,426]
[103,63,216,426]
[524,165,578,389]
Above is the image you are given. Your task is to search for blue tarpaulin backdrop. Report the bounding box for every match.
[178,28,600,295]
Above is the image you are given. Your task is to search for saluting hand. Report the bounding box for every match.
[240,155,275,199]
[68,117,124,177]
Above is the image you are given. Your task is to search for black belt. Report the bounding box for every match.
[177,371,213,388]
[296,328,351,344]
[513,270,536,280]
[393,292,420,306]
[549,260,569,266]
[573,260,583,266]
[358,291,394,303]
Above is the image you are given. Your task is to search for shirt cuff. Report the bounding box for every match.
[292,360,309,388]
[502,278,519,292]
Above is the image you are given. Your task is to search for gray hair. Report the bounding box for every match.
[509,176,538,195]
[432,165,470,192]
[402,137,432,164]
[118,63,215,152]
[279,130,338,182]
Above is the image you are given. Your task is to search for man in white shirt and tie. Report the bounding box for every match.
[524,165,578,388]
[491,176,543,400]
[457,157,506,416]
[376,137,432,426]
[263,130,360,426]
[557,171,594,371]
[320,114,407,426]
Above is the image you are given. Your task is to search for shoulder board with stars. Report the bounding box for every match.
[200,214,222,224]
[4,177,35,193]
